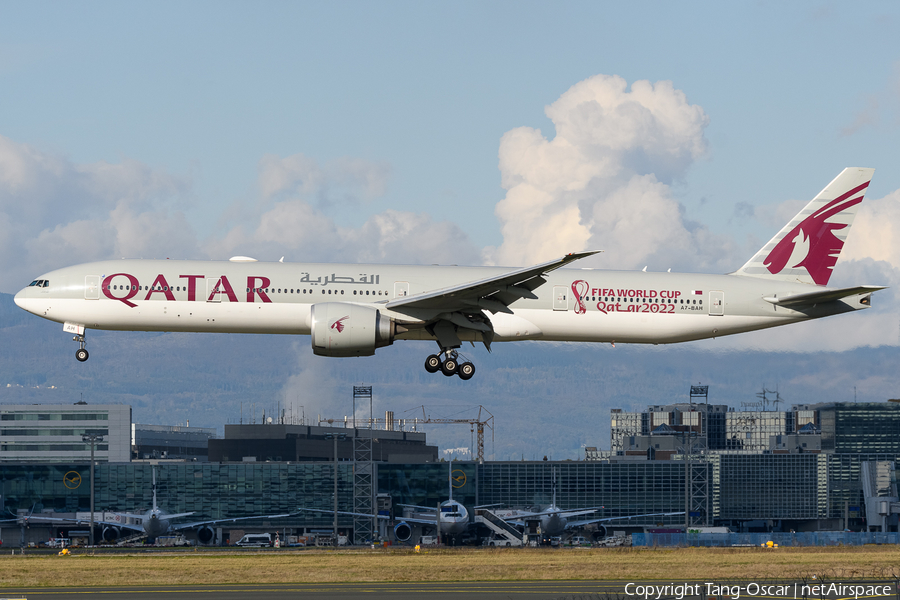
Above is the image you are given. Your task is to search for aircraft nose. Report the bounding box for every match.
[14,287,39,315]
[14,288,28,309]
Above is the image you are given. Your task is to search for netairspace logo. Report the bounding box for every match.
[623,582,896,600]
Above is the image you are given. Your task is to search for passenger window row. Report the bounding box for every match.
[588,296,703,305]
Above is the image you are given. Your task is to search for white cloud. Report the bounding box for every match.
[840,188,900,266]
[0,134,196,287]
[489,74,722,270]
[0,135,478,292]
[258,152,390,203]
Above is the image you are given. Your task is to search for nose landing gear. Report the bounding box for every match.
[74,334,89,362]
[424,350,476,380]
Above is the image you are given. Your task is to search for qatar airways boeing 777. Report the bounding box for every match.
[14,168,884,380]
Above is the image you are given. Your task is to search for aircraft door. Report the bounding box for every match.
[206,278,222,303]
[84,276,100,300]
[394,281,409,299]
[552,286,568,311]
[709,290,724,316]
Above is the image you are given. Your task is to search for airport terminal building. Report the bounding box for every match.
[1,400,899,545]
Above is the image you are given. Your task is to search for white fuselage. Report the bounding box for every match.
[12,258,866,347]
[492,505,570,536]
[437,500,469,536]
[142,509,173,538]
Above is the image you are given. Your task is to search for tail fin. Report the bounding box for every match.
[152,466,158,511]
[735,167,874,286]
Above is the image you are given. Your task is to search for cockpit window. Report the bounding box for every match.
[42,280,49,287]
[28,280,49,287]
[29,280,39,286]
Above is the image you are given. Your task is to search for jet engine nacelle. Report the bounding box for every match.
[393,522,412,542]
[311,302,399,357]
[197,526,215,545]
[591,525,607,541]
[102,526,121,542]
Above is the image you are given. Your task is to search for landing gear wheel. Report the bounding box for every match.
[441,357,458,376]
[75,348,89,362]
[458,362,475,380]
[424,354,441,373]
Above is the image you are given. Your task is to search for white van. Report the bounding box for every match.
[569,536,590,546]
[235,533,272,547]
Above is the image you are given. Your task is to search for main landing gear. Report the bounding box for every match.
[74,333,89,362]
[424,350,475,381]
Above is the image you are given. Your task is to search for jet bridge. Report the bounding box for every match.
[861,461,900,532]
[475,509,524,547]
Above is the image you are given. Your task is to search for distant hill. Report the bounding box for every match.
[2,292,899,459]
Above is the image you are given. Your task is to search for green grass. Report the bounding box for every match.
[2,546,900,588]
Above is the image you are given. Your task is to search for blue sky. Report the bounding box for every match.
[2,0,900,350]
[3,1,900,453]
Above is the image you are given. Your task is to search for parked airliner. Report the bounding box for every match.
[298,462,470,542]
[14,168,884,379]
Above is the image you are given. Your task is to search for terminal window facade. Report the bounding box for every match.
[378,463,477,509]
[716,454,824,520]
[0,463,355,529]
[821,405,900,454]
[478,462,689,526]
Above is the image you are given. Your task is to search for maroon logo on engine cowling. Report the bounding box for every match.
[330,316,349,333]
[763,181,869,286]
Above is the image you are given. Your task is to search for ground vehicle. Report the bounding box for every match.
[235,533,271,547]
[157,535,190,547]
[569,536,590,546]
[46,538,70,549]
[484,533,523,547]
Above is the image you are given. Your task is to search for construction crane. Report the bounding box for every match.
[316,403,495,462]
[405,405,494,463]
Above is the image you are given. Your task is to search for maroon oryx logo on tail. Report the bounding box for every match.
[763,181,869,285]
[330,316,349,333]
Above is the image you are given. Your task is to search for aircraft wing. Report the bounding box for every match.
[297,507,439,526]
[11,515,143,532]
[508,507,604,519]
[174,511,297,530]
[297,507,391,521]
[395,503,438,512]
[763,285,886,307]
[384,251,598,350]
[385,251,599,314]
[566,511,685,530]
[163,512,195,520]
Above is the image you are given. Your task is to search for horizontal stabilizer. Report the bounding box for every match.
[164,512,195,520]
[763,285,886,307]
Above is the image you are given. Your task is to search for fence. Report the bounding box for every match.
[633,531,900,547]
